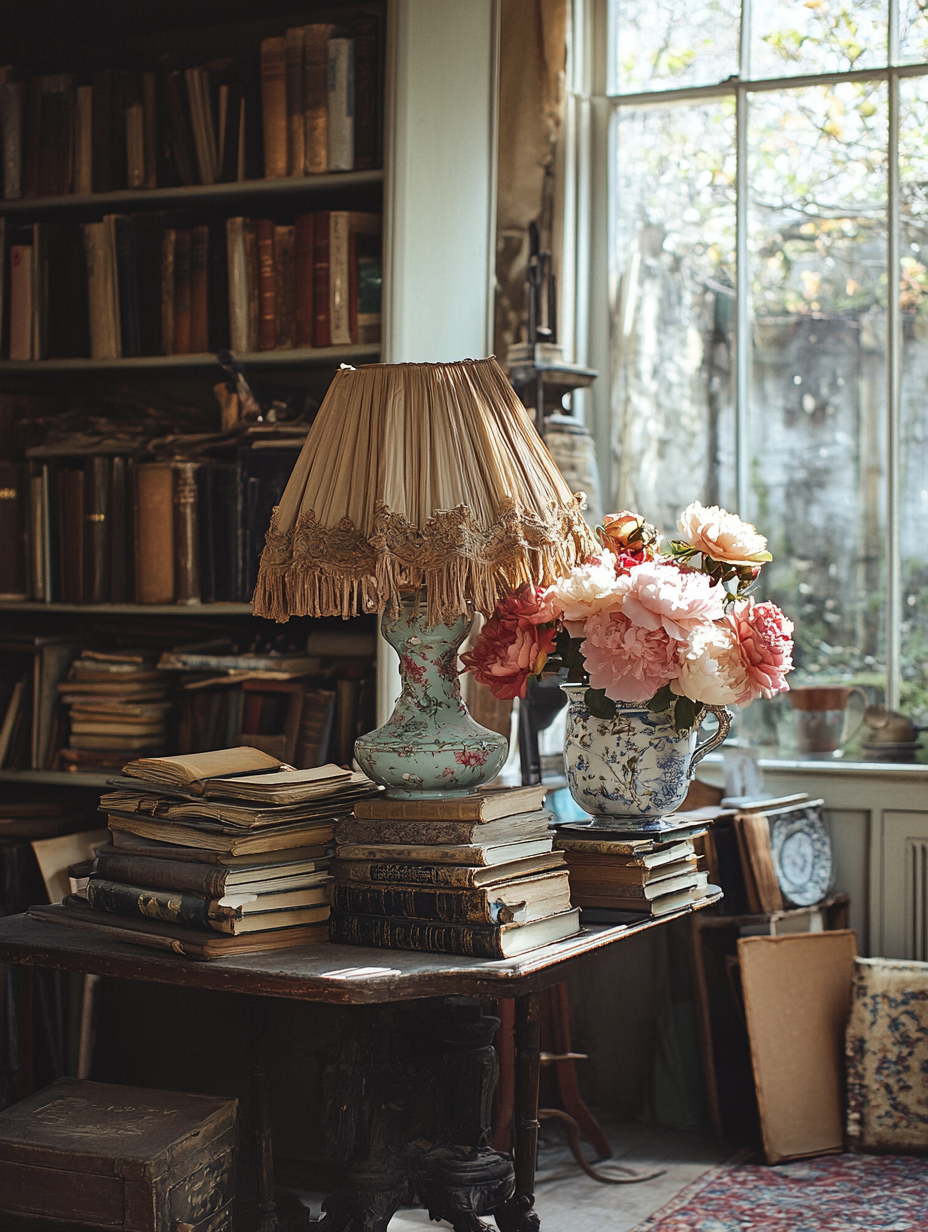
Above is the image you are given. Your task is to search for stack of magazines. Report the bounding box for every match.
[31,746,379,958]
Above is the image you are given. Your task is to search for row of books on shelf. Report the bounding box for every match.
[3,209,381,360]
[0,442,302,605]
[0,635,376,774]
[0,16,382,201]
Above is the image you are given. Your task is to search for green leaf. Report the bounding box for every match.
[672,695,703,733]
[585,688,617,720]
[647,684,674,712]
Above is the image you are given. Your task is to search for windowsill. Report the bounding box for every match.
[701,752,928,777]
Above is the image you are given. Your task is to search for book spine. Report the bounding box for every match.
[58,466,84,603]
[302,25,332,174]
[161,64,196,187]
[294,214,314,346]
[274,224,295,348]
[226,217,249,353]
[87,877,214,929]
[161,228,176,354]
[73,84,92,195]
[326,38,354,172]
[329,912,503,958]
[94,851,226,898]
[125,73,145,189]
[113,215,141,357]
[336,819,483,845]
[9,244,32,359]
[37,76,60,197]
[329,212,351,346]
[256,217,276,350]
[172,461,201,605]
[260,36,287,178]
[102,215,121,357]
[353,798,488,821]
[135,462,174,603]
[142,71,158,189]
[1,79,24,200]
[207,221,230,352]
[330,858,480,888]
[245,219,259,351]
[110,455,128,602]
[91,69,112,193]
[22,75,40,198]
[189,224,209,352]
[352,15,379,171]
[312,210,330,347]
[28,471,45,599]
[331,882,492,924]
[0,461,27,599]
[285,26,306,176]
[173,228,192,354]
[84,454,111,604]
[31,221,45,359]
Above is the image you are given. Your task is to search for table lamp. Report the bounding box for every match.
[253,357,595,796]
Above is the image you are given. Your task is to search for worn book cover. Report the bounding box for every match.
[335,808,553,847]
[330,851,566,889]
[353,785,547,823]
[329,870,571,926]
[260,36,287,177]
[335,835,554,867]
[329,906,581,959]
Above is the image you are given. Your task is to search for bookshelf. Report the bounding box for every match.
[0,0,500,786]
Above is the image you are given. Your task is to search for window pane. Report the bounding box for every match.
[746,83,888,753]
[900,0,928,65]
[898,76,928,742]
[609,100,737,533]
[750,0,888,81]
[610,0,740,94]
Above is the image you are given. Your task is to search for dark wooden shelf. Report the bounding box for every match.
[0,770,112,787]
[0,169,384,216]
[0,344,380,374]
[0,602,255,615]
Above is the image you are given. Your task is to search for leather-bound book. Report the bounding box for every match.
[1,78,24,201]
[37,75,63,197]
[274,224,295,348]
[111,70,134,191]
[134,212,165,356]
[0,461,27,599]
[109,455,129,603]
[226,217,248,353]
[294,213,314,346]
[9,242,33,359]
[256,218,276,350]
[326,38,354,172]
[311,209,330,347]
[58,466,84,603]
[113,215,141,357]
[352,13,382,171]
[83,455,111,604]
[302,25,333,174]
[123,73,145,190]
[285,26,306,176]
[173,228,192,354]
[329,212,380,346]
[172,461,201,605]
[207,222,230,352]
[90,69,113,193]
[142,71,158,189]
[73,84,92,195]
[260,37,287,178]
[161,228,175,354]
[198,460,241,603]
[21,76,41,199]
[239,445,301,599]
[135,462,174,604]
[189,225,209,352]
[157,58,196,187]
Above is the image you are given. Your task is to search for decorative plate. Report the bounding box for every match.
[770,805,833,907]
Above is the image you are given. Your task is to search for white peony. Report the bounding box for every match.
[550,552,622,637]
[677,501,770,567]
[672,622,752,706]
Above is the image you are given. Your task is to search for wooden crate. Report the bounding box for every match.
[0,1078,236,1231]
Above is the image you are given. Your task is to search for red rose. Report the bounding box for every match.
[462,585,558,701]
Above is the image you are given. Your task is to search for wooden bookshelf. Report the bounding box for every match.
[0,770,113,788]
[0,170,384,216]
[0,602,255,615]
[0,344,380,373]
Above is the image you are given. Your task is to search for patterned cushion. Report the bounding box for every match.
[846,956,928,1153]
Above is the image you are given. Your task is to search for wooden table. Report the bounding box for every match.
[0,897,720,1232]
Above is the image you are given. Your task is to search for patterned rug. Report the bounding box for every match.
[630,1152,928,1232]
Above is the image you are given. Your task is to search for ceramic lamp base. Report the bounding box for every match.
[354,601,509,797]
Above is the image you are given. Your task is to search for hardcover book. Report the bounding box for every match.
[329,906,581,959]
[353,785,547,823]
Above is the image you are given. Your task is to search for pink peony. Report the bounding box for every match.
[672,622,753,706]
[727,599,794,699]
[550,552,622,637]
[461,583,558,701]
[616,559,726,642]
[583,608,682,703]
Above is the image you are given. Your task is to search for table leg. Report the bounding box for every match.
[247,997,278,1232]
[495,991,541,1232]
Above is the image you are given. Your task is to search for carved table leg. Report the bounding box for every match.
[495,991,542,1232]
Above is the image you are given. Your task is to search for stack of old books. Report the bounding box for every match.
[58,650,172,774]
[328,785,580,958]
[32,746,379,958]
[554,810,721,922]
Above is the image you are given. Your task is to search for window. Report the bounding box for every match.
[603,0,928,758]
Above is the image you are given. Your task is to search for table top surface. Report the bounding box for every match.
[0,894,721,1004]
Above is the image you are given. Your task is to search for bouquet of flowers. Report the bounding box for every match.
[462,502,795,732]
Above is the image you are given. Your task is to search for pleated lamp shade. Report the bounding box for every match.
[253,357,595,625]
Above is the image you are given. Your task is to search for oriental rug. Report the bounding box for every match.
[629,1152,928,1232]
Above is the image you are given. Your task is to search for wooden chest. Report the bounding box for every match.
[0,1078,237,1231]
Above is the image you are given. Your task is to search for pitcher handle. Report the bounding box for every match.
[688,706,732,778]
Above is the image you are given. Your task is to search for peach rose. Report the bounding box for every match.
[677,501,771,567]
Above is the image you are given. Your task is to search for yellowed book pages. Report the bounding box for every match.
[124,744,283,786]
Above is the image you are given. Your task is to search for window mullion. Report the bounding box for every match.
[888,69,902,711]
[736,83,751,519]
